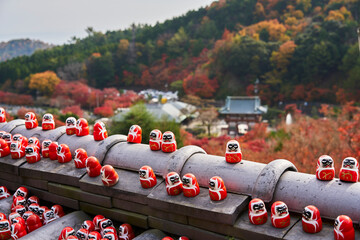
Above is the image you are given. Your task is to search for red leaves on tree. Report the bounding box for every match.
[0,91,34,106]
[183,69,218,98]
[94,106,114,117]
[61,105,84,117]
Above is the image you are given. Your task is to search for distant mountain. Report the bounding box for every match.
[0,39,53,62]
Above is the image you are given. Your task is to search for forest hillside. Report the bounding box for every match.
[0,0,359,105]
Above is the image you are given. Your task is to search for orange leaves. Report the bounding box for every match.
[271,40,296,71]
[326,10,345,22]
[325,7,352,22]
[91,52,101,58]
[254,2,266,18]
[28,71,61,96]
[239,19,290,42]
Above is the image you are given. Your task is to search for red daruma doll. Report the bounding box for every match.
[0,139,10,157]
[41,139,52,158]
[25,145,41,164]
[127,125,142,143]
[26,214,43,233]
[139,165,157,189]
[316,155,335,181]
[3,133,12,148]
[74,148,88,169]
[209,176,227,201]
[10,141,25,159]
[11,222,27,239]
[334,215,355,240]
[48,142,58,160]
[93,121,108,141]
[182,173,200,197]
[161,131,176,153]
[57,144,72,163]
[42,113,55,130]
[25,112,38,129]
[65,117,77,135]
[225,140,242,163]
[149,129,162,151]
[271,201,290,228]
[0,108,6,123]
[248,198,268,225]
[339,157,359,182]
[0,219,11,240]
[13,186,28,200]
[100,165,119,187]
[119,223,135,240]
[0,186,10,200]
[58,227,75,240]
[76,118,89,137]
[86,157,102,177]
[302,205,322,233]
[165,172,183,196]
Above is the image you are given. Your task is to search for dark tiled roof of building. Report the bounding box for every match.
[219,96,267,115]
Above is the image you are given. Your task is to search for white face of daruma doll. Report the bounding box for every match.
[226,140,241,153]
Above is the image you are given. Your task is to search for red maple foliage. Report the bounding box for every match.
[0,91,34,106]
[94,106,114,117]
[183,68,219,98]
[183,103,360,175]
[62,105,84,117]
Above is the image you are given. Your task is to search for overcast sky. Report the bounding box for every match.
[0,0,215,45]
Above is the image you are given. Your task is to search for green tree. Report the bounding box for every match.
[109,103,155,143]
[86,52,115,88]
[167,27,189,55]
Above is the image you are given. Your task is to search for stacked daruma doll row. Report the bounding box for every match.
[2,108,360,239]
[0,185,64,240]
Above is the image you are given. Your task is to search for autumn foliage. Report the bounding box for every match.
[61,105,84,117]
[49,81,141,116]
[0,91,34,106]
[28,71,61,96]
[94,106,114,117]
[0,0,358,106]
[184,103,360,175]
[183,69,218,98]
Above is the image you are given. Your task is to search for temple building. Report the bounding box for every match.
[219,96,267,135]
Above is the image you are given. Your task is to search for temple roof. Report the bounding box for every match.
[219,96,267,115]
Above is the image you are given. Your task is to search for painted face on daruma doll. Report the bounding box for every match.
[342,157,358,169]
[334,215,354,240]
[25,112,38,129]
[302,205,322,233]
[42,113,55,130]
[318,155,334,168]
[150,129,162,141]
[250,199,266,215]
[139,165,157,188]
[66,117,76,128]
[226,140,241,153]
